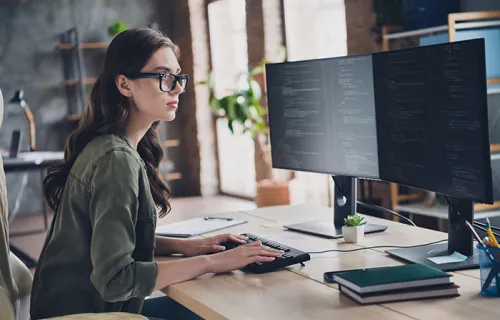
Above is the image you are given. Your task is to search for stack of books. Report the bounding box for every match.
[330,264,460,304]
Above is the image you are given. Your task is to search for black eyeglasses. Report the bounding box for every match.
[126,72,189,93]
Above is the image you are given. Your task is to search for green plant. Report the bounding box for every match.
[200,64,267,137]
[199,63,271,181]
[198,49,286,182]
[343,214,367,227]
[108,20,129,37]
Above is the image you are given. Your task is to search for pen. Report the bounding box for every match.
[204,217,233,221]
[486,218,499,248]
[465,221,499,265]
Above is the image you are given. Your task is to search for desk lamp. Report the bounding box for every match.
[8,90,35,151]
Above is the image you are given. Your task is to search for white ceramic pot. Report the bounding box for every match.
[342,225,365,243]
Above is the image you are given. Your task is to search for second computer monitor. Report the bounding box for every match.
[265,38,493,205]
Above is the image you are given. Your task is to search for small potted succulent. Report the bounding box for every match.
[342,214,367,243]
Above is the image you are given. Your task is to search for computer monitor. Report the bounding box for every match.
[265,38,493,271]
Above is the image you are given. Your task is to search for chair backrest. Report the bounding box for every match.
[0,88,18,320]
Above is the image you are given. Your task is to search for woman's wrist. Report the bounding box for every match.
[155,236,186,255]
[202,255,216,274]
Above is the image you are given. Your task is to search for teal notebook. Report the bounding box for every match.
[331,264,452,294]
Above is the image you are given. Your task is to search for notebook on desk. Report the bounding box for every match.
[327,264,453,293]
[325,264,459,304]
[155,217,247,238]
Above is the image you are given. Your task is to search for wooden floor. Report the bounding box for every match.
[9,195,256,268]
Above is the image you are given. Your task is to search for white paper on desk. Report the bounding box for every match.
[155,217,247,237]
[427,252,467,264]
[18,151,64,162]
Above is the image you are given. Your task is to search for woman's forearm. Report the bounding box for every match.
[154,255,212,291]
[154,236,185,255]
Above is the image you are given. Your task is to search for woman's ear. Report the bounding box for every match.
[115,74,133,97]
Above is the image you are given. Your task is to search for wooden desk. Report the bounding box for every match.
[160,204,499,320]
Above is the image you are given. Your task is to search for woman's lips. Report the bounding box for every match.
[167,101,178,109]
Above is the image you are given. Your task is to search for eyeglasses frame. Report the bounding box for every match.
[125,72,189,93]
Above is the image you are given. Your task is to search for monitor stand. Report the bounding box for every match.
[386,197,479,271]
[284,176,388,239]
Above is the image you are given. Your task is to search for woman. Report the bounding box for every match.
[29,28,282,320]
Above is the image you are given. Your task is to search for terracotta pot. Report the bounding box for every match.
[254,179,291,207]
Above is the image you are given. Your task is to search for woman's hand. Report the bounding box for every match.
[207,240,283,273]
[179,233,248,257]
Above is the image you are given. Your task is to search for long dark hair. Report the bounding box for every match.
[44,28,178,218]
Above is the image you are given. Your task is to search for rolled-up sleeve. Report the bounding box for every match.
[89,150,158,302]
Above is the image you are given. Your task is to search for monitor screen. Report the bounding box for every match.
[265,54,380,179]
[265,39,493,204]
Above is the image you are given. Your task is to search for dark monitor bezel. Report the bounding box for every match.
[265,38,493,205]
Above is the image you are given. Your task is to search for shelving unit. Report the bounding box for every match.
[59,28,106,120]
[382,11,500,219]
[58,28,182,182]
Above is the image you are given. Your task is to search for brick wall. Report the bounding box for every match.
[156,0,219,197]
[158,0,202,197]
[344,0,380,55]
[246,0,266,69]
[188,0,218,196]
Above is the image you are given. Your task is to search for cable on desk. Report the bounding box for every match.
[307,239,447,254]
[474,220,500,232]
[473,222,500,238]
[356,200,417,226]
[332,179,416,226]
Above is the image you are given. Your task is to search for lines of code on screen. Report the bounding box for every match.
[373,40,491,203]
[265,39,492,203]
[265,55,380,179]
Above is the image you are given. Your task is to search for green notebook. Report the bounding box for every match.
[331,264,452,294]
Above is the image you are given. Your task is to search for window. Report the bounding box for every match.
[208,0,256,198]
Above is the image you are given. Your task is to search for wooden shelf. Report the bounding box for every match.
[66,114,82,121]
[166,172,182,180]
[395,202,500,219]
[64,78,96,86]
[59,42,109,50]
[383,25,448,40]
[164,139,180,147]
[382,20,500,41]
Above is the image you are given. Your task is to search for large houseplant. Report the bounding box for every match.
[200,58,291,206]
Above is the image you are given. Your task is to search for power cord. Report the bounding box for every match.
[441,195,500,237]
[331,178,417,226]
[473,221,500,232]
[473,222,500,238]
[357,201,416,226]
[308,239,447,254]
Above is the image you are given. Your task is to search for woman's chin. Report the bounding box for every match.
[160,110,177,122]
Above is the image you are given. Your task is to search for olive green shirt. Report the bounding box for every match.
[30,134,158,319]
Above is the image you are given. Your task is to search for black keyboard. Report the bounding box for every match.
[220,233,310,273]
